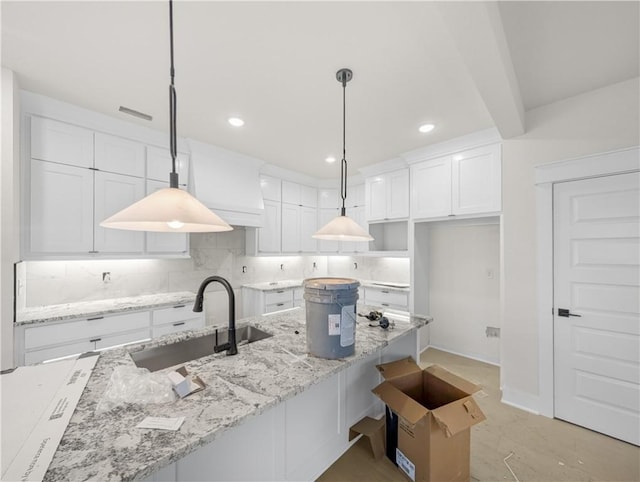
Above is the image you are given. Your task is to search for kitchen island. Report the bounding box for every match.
[40,306,428,481]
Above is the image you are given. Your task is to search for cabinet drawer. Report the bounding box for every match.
[152,304,198,326]
[24,340,94,365]
[24,311,150,350]
[265,300,294,313]
[94,329,151,350]
[264,289,294,305]
[365,288,409,308]
[152,317,205,338]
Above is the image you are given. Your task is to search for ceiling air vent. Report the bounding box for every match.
[118,106,152,121]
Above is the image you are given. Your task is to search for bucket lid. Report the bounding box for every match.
[304,277,360,291]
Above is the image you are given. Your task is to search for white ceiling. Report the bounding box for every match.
[2,1,638,179]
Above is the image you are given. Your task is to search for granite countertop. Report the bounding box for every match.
[242,279,411,292]
[15,292,197,326]
[42,307,430,481]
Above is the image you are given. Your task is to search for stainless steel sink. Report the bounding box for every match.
[130,325,273,372]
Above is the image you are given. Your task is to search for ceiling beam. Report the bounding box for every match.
[436,2,525,138]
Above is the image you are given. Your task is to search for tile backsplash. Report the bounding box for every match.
[16,228,409,323]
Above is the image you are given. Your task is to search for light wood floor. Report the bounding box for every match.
[317,348,640,482]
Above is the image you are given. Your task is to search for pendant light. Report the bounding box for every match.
[100,0,232,233]
[313,68,373,242]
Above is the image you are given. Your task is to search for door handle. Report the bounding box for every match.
[558,308,581,317]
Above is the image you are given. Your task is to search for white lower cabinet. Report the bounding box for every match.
[364,286,409,311]
[145,333,418,482]
[242,287,299,317]
[19,311,151,365]
[151,304,204,338]
[16,305,205,366]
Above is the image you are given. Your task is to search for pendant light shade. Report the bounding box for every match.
[100,187,232,233]
[313,214,373,241]
[100,0,232,233]
[313,68,373,243]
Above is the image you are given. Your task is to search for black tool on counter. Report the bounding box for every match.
[358,311,392,330]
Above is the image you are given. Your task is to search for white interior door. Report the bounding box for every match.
[553,171,639,445]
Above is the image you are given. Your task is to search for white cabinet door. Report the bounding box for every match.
[259,199,281,253]
[301,185,318,208]
[317,208,340,253]
[282,181,317,208]
[319,188,339,209]
[260,175,281,202]
[348,183,365,208]
[300,206,318,252]
[410,156,452,219]
[30,116,93,168]
[365,176,386,221]
[94,171,145,253]
[387,169,410,219]
[29,159,94,254]
[146,146,189,186]
[452,144,501,215]
[281,203,300,253]
[365,169,409,221]
[145,180,189,254]
[94,132,145,177]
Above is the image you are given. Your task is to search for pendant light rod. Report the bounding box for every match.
[337,68,352,216]
[168,0,178,188]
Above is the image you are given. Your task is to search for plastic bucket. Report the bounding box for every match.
[304,277,360,359]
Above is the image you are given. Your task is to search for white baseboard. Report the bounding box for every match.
[420,344,501,367]
[501,385,540,415]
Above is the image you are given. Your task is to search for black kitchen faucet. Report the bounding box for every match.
[193,275,238,356]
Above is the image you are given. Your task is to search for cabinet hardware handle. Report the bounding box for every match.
[172,322,186,326]
[88,167,99,171]
[381,303,389,307]
[173,304,185,309]
[88,251,99,254]
[87,316,104,321]
[89,338,101,343]
[277,290,285,293]
[381,290,389,294]
[448,214,456,217]
[277,303,284,306]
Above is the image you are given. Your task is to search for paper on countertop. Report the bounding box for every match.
[137,416,185,431]
[1,354,99,482]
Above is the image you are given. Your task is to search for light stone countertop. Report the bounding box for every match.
[15,292,197,326]
[242,279,410,292]
[40,307,430,481]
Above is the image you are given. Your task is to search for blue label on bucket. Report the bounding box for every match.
[340,305,355,347]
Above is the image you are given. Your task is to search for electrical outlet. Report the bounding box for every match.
[486,268,494,279]
[102,272,111,283]
[485,326,500,338]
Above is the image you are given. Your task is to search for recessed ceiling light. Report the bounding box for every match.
[325,156,337,164]
[418,123,435,133]
[228,117,244,127]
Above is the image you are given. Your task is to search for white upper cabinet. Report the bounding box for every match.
[452,144,501,215]
[317,208,341,254]
[258,199,282,253]
[29,159,94,254]
[260,175,281,202]
[365,169,409,222]
[318,188,339,209]
[146,145,189,186]
[282,181,317,207]
[94,171,145,253]
[30,116,93,168]
[94,133,145,177]
[410,156,452,219]
[410,144,501,220]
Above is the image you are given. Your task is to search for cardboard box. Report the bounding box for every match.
[372,357,486,482]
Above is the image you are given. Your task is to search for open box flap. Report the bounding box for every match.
[431,396,486,437]
[425,365,481,395]
[376,356,422,381]
[372,381,429,426]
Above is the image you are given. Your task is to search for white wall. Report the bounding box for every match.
[500,77,640,410]
[1,68,20,370]
[427,222,500,365]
